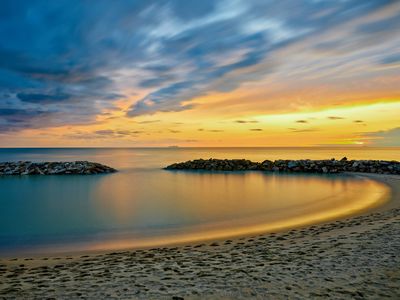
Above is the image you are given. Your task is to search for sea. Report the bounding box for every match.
[0,147,398,255]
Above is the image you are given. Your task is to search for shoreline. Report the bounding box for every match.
[358,173,400,211]
[1,173,399,298]
[0,172,391,259]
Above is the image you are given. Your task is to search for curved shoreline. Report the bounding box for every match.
[358,173,400,211]
[1,173,399,298]
[0,172,390,258]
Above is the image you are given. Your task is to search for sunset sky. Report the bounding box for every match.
[0,0,399,147]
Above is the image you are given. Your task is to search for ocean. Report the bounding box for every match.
[0,147,397,255]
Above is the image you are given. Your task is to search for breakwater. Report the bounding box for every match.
[165,158,400,174]
[0,161,117,175]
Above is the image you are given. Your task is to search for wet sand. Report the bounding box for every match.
[0,173,399,299]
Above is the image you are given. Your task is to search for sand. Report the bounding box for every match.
[0,173,399,299]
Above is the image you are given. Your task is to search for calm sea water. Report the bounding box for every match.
[0,147,397,255]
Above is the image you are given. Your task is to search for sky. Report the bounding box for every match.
[0,0,399,147]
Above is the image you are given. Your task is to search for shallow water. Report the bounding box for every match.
[0,147,396,255]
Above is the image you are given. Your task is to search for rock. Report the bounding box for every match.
[0,161,117,176]
[164,159,400,175]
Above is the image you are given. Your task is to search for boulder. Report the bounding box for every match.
[165,158,400,175]
[0,161,117,176]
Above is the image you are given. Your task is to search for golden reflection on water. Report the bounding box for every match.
[0,147,396,256]
[75,172,389,253]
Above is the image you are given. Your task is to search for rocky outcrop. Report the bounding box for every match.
[0,161,117,175]
[165,158,400,175]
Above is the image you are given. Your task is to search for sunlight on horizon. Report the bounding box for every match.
[0,1,398,147]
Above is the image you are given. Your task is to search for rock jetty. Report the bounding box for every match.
[165,158,400,175]
[0,161,117,175]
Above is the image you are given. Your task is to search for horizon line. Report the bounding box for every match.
[0,146,399,149]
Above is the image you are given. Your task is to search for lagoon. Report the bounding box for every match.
[0,147,396,255]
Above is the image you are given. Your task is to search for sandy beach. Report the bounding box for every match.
[1,173,399,299]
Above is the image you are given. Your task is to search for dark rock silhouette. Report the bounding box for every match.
[165,158,400,175]
[0,161,117,175]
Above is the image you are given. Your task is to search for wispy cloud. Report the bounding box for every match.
[137,120,160,124]
[66,129,143,139]
[198,128,224,132]
[362,127,400,146]
[328,116,344,120]
[288,128,319,133]
[235,120,259,124]
[0,0,399,136]
[353,120,366,126]
[169,129,181,133]
[380,53,400,65]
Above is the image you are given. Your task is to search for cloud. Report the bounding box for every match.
[66,129,143,139]
[138,76,176,88]
[128,81,197,116]
[0,0,399,132]
[249,128,263,131]
[116,130,143,135]
[328,116,344,120]
[94,130,115,136]
[138,120,160,124]
[126,0,397,117]
[356,14,400,36]
[198,128,224,132]
[353,120,367,126]
[296,120,308,123]
[288,128,319,133]
[363,127,400,146]
[0,108,46,132]
[235,120,259,124]
[380,53,400,65]
[17,92,71,104]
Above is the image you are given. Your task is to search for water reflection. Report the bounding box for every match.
[93,171,387,232]
[0,148,393,255]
